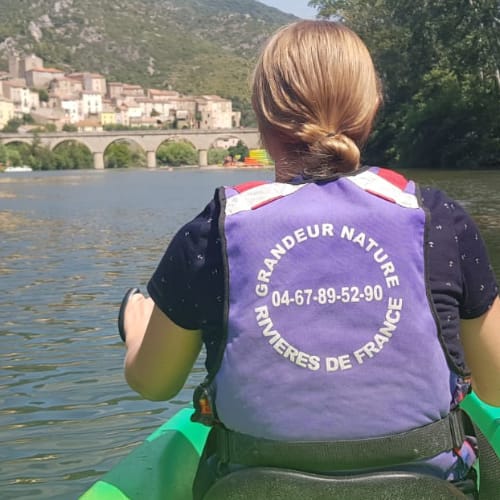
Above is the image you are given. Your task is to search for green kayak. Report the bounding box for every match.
[81,392,500,499]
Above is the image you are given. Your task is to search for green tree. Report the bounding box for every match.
[131,147,146,168]
[105,142,146,168]
[0,143,7,165]
[5,143,32,166]
[53,141,93,169]
[195,111,202,128]
[208,147,228,165]
[104,124,131,131]
[228,140,249,161]
[230,95,256,127]
[22,114,35,124]
[33,146,56,170]
[27,134,56,170]
[105,142,133,168]
[157,141,198,166]
[2,118,22,133]
[309,0,500,168]
[6,147,22,166]
[3,142,34,167]
[37,89,49,103]
[34,123,57,133]
[62,123,78,132]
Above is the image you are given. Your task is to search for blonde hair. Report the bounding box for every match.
[252,20,382,179]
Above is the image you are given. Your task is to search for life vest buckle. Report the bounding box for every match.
[192,382,219,426]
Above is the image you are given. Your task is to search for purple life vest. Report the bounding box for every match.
[212,167,471,478]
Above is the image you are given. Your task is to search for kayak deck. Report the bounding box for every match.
[80,408,209,499]
[81,393,499,499]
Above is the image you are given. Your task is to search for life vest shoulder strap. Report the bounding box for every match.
[347,168,419,208]
[224,182,306,215]
[233,180,268,193]
[376,167,410,190]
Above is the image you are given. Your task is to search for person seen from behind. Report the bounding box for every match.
[121,20,500,499]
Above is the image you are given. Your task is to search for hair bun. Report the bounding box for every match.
[309,131,361,174]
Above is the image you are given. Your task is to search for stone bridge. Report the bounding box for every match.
[0,128,261,168]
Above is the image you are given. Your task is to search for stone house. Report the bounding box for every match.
[2,80,40,116]
[76,118,103,132]
[196,95,232,129]
[8,54,44,79]
[25,67,65,88]
[48,77,84,99]
[107,82,124,100]
[116,105,130,127]
[148,89,180,100]
[31,108,66,129]
[68,72,107,95]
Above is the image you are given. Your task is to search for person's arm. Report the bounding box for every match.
[460,296,500,406]
[123,292,202,401]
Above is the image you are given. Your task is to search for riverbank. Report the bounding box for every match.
[199,163,274,171]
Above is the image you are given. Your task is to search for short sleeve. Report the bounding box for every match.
[454,205,499,318]
[147,190,224,330]
[422,187,498,319]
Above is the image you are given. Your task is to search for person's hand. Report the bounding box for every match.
[124,293,154,347]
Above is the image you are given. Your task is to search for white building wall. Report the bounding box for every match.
[81,93,103,117]
[138,100,154,118]
[28,90,40,112]
[61,99,81,123]
[216,101,232,128]
[8,86,32,114]
[126,105,143,119]
[0,97,15,128]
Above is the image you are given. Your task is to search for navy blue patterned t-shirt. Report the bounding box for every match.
[147,185,498,374]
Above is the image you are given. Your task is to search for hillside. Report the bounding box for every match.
[0,0,297,103]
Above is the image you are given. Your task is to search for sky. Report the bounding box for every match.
[258,0,318,19]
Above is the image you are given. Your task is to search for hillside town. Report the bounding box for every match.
[0,54,241,132]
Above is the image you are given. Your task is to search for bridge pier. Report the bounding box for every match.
[198,149,208,167]
[147,150,157,168]
[93,152,104,169]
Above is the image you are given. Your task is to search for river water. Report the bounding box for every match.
[1,167,499,499]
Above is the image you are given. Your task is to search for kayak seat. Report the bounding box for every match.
[203,467,469,499]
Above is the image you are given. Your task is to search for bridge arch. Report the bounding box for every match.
[52,140,93,170]
[156,138,199,167]
[2,137,32,147]
[51,137,94,152]
[1,139,32,167]
[103,138,146,169]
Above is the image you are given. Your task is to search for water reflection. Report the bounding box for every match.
[0,167,498,499]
